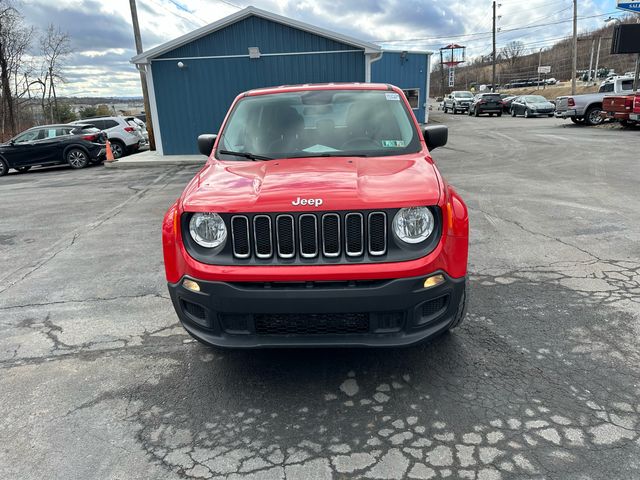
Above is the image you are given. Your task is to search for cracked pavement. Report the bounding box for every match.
[1,112,639,479]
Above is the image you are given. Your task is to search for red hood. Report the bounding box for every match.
[181,153,442,213]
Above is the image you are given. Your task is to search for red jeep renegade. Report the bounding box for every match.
[162,83,469,348]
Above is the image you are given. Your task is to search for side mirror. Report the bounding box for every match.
[8,139,15,145]
[423,125,448,151]
[197,134,217,156]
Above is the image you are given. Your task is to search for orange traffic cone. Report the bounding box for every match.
[105,140,116,163]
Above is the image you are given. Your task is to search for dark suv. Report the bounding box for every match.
[0,124,106,176]
[469,93,504,117]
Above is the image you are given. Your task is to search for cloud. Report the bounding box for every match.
[13,0,622,97]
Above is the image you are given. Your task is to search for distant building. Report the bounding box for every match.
[132,6,432,155]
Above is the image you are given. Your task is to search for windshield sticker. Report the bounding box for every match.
[382,140,405,148]
[385,93,400,101]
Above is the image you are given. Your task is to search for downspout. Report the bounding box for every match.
[365,51,383,83]
[425,53,432,123]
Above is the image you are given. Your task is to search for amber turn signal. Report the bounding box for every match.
[182,279,201,292]
[423,274,445,289]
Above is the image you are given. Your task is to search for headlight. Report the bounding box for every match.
[189,213,227,248]
[392,207,434,244]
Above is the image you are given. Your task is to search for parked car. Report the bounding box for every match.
[125,116,149,145]
[70,116,145,158]
[443,91,474,114]
[0,124,106,176]
[510,95,555,118]
[601,94,640,126]
[162,83,469,348]
[631,93,640,124]
[555,76,634,126]
[468,93,503,117]
[501,96,517,112]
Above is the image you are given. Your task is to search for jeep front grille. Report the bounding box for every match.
[230,211,387,261]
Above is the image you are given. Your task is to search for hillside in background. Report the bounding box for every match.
[431,15,640,97]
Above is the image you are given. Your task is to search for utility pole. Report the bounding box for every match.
[537,48,543,90]
[571,0,577,95]
[587,38,595,83]
[129,0,156,151]
[492,1,497,92]
[594,36,602,84]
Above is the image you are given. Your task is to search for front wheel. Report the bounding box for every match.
[16,166,31,173]
[584,105,604,126]
[511,109,516,117]
[0,159,8,177]
[570,116,584,124]
[474,109,479,117]
[497,112,502,117]
[524,109,530,118]
[67,149,89,169]
[447,280,468,331]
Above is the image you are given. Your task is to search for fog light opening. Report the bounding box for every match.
[423,274,445,289]
[183,279,201,292]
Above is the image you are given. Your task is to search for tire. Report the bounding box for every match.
[548,114,554,118]
[448,280,468,331]
[511,109,516,117]
[474,109,479,117]
[524,109,530,118]
[66,148,89,169]
[0,158,8,177]
[489,113,494,117]
[570,116,583,124]
[497,112,502,117]
[109,140,126,159]
[584,105,604,126]
[16,166,31,173]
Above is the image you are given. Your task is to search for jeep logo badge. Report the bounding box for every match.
[292,197,323,207]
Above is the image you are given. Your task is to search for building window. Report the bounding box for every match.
[403,89,420,109]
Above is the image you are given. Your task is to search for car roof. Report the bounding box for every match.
[244,82,394,97]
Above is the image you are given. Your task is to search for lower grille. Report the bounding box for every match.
[254,312,369,335]
[422,295,448,317]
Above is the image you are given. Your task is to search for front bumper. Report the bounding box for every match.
[168,273,466,348]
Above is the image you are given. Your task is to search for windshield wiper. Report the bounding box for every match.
[218,150,273,161]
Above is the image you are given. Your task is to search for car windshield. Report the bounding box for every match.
[482,94,502,101]
[216,89,420,160]
[454,92,473,98]
[523,95,548,103]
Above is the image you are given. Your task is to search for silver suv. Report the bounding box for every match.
[70,116,145,158]
[443,91,474,114]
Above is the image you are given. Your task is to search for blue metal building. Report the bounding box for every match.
[132,6,431,155]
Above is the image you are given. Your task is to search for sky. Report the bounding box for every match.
[15,0,627,97]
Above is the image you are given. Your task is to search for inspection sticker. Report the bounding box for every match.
[385,92,400,101]
[382,140,405,147]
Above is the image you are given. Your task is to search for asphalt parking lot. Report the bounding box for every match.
[1,113,639,480]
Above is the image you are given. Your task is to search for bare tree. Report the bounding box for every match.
[501,41,526,67]
[40,23,71,123]
[0,1,19,136]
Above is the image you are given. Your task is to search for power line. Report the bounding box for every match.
[377,10,623,44]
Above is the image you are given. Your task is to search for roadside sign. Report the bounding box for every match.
[538,66,551,74]
[617,1,640,13]
[448,68,455,87]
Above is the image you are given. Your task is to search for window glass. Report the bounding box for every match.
[402,89,420,109]
[599,83,614,93]
[621,80,633,91]
[102,120,119,129]
[218,90,421,160]
[13,130,41,143]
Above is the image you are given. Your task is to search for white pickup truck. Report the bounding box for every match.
[555,76,634,126]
